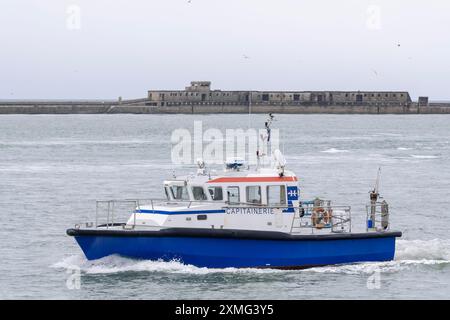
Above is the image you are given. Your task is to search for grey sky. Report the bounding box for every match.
[1,0,449,100]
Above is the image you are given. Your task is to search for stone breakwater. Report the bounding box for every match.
[1,101,450,114]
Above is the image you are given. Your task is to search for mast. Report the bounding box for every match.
[369,167,381,230]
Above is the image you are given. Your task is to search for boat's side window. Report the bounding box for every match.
[170,185,189,200]
[246,186,261,204]
[227,186,240,204]
[267,185,287,206]
[192,186,207,201]
[208,186,223,201]
[164,186,170,200]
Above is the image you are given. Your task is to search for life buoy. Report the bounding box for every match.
[311,207,332,228]
[311,207,324,228]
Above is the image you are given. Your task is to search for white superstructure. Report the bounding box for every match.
[127,159,303,233]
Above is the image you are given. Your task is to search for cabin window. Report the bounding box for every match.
[246,186,261,204]
[192,186,207,201]
[164,187,170,200]
[208,186,223,201]
[170,185,189,200]
[227,186,240,204]
[267,185,287,206]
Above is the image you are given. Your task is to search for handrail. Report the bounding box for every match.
[89,198,354,235]
[289,204,352,234]
[365,201,390,231]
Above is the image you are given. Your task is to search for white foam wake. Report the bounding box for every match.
[396,239,450,261]
[321,148,349,154]
[410,155,438,159]
[304,239,450,275]
[52,239,450,275]
[51,254,283,275]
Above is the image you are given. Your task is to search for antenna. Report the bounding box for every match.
[369,166,381,203]
[247,90,252,130]
[247,91,252,167]
[374,166,381,195]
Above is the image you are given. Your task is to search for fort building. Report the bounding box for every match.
[146,81,412,107]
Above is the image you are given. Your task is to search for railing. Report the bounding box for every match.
[95,200,139,229]
[85,199,222,230]
[76,198,352,235]
[366,201,390,232]
[290,201,352,234]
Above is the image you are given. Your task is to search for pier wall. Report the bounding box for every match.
[1,102,450,114]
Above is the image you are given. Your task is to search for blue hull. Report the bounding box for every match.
[70,229,400,268]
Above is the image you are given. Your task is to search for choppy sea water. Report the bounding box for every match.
[0,114,449,299]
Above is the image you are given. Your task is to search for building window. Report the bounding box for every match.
[262,94,269,101]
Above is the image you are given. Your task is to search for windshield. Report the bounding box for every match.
[170,185,189,200]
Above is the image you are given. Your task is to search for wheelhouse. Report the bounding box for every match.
[162,173,299,206]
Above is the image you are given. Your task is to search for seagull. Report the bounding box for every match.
[243,54,250,59]
[371,69,378,76]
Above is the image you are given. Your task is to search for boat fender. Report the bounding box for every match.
[299,207,305,218]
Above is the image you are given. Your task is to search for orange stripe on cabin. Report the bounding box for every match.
[207,176,298,183]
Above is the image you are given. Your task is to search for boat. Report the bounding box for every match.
[67,116,402,269]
